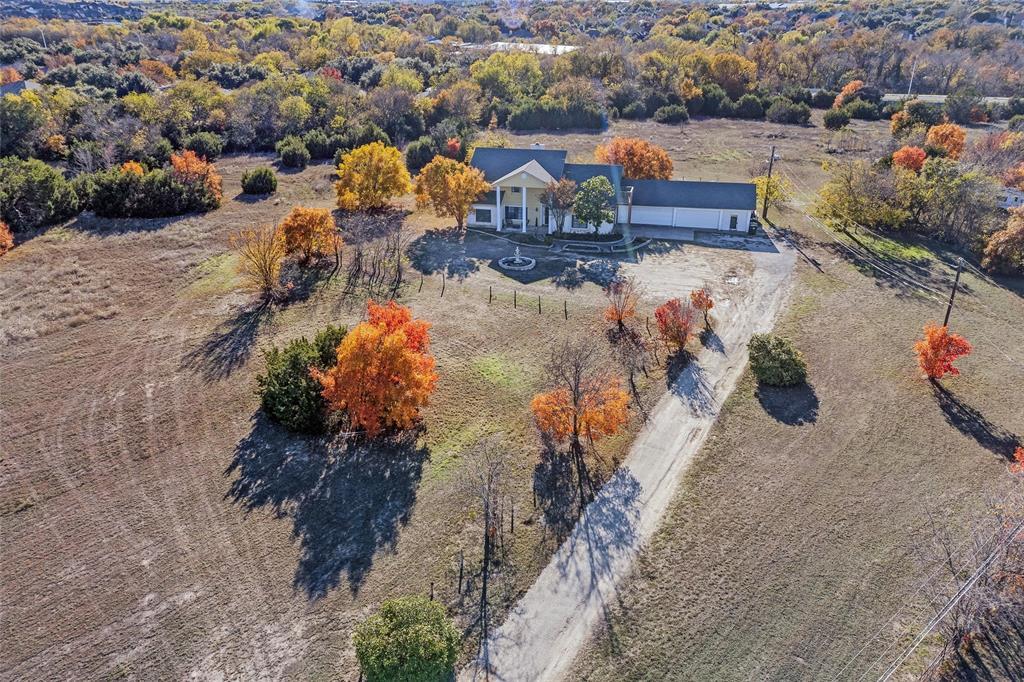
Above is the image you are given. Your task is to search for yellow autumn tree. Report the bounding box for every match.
[230,225,286,298]
[414,156,490,231]
[335,142,412,211]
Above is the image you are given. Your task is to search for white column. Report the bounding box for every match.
[495,185,501,232]
[521,185,527,233]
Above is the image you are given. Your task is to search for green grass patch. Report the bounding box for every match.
[851,229,934,265]
[471,353,529,392]
[184,253,240,298]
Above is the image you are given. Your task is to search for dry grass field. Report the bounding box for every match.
[1,117,772,680]
[565,123,1024,679]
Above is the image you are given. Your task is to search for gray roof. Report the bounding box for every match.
[628,179,756,211]
[563,163,624,197]
[470,147,566,183]
[0,80,41,96]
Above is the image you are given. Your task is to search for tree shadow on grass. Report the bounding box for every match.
[533,445,579,543]
[552,258,621,290]
[932,383,1021,460]
[406,227,481,281]
[756,382,820,426]
[699,328,725,354]
[181,301,273,382]
[225,414,427,598]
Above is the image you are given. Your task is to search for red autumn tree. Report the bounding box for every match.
[313,301,437,438]
[690,287,714,329]
[913,323,972,380]
[892,146,927,172]
[655,297,697,350]
[1010,447,1024,475]
[603,275,642,329]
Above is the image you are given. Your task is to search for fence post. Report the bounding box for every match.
[537,296,541,314]
[440,275,446,298]
[489,285,492,303]
[564,300,568,320]
[430,581,434,601]
[514,290,517,308]
[419,273,423,292]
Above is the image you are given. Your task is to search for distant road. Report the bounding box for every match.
[881,93,1011,105]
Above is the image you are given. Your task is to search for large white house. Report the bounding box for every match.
[467,147,757,236]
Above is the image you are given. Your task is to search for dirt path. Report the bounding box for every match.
[461,239,796,682]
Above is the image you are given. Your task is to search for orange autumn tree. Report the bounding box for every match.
[170,150,223,209]
[603,275,642,330]
[121,160,145,176]
[690,287,714,329]
[0,220,13,257]
[926,124,966,160]
[414,156,490,231]
[833,79,864,108]
[655,297,697,350]
[278,206,338,264]
[913,323,972,380]
[595,138,673,180]
[892,146,927,172]
[530,339,629,497]
[314,301,437,438]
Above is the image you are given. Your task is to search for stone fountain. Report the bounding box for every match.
[497,245,536,271]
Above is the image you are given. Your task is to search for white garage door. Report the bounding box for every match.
[630,206,674,226]
[673,208,721,229]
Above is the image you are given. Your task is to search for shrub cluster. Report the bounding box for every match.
[507,100,604,131]
[82,152,222,218]
[183,132,224,161]
[241,167,277,194]
[653,104,689,124]
[766,98,811,125]
[823,108,852,130]
[257,324,347,433]
[276,135,311,169]
[0,157,79,232]
[748,333,807,386]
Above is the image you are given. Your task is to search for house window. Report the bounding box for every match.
[505,206,522,221]
[475,208,492,224]
[510,187,521,194]
[729,215,738,230]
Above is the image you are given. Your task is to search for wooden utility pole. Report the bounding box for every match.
[943,258,964,327]
[762,145,776,220]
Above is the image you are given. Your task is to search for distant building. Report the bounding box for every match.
[1000,187,1024,210]
[483,42,579,56]
[0,80,42,96]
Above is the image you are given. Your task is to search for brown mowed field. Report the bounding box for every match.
[566,165,1024,676]
[0,123,765,680]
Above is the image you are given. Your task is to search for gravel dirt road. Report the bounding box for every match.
[461,235,796,682]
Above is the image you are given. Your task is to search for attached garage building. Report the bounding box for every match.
[622,179,756,233]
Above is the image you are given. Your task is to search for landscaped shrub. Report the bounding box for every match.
[844,98,881,120]
[766,98,811,124]
[276,135,310,169]
[748,333,807,386]
[733,94,764,119]
[620,101,647,120]
[241,167,277,194]
[183,131,224,161]
[823,108,852,130]
[354,596,460,682]
[0,157,79,232]
[257,324,347,433]
[653,104,689,124]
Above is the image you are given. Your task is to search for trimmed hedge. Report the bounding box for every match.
[241,167,277,194]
